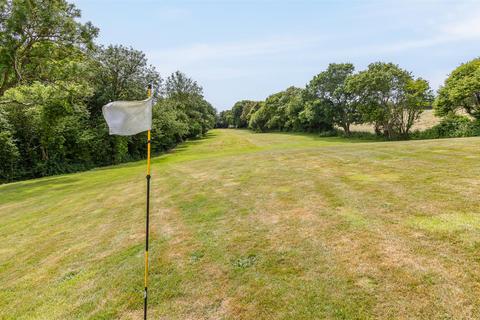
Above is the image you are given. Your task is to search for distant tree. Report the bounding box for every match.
[401,78,433,136]
[163,71,215,138]
[248,87,306,132]
[0,108,19,182]
[306,63,359,135]
[346,62,432,138]
[265,87,306,131]
[91,45,161,113]
[0,0,98,95]
[230,101,243,128]
[283,88,306,131]
[246,86,334,133]
[164,71,203,99]
[216,110,233,128]
[435,58,480,119]
[151,100,189,151]
[248,102,268,132]
[263,91,288,130]
[240,101,261,127]
[231,100,255,128]
[298,98,333,132]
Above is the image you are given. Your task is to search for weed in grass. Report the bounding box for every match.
[189,251,205,263]
[233,255,258,269]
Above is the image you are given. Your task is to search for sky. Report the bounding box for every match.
[73,0,480,110]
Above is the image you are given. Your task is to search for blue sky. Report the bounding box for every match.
[74,0,480,110]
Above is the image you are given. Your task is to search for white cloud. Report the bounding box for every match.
[441,13,480,39]
[143,1,480,107]
[341,10,480,57]
[147,35,326,66]
[149,8,480,71]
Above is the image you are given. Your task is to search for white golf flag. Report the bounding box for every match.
[102,98,153,136]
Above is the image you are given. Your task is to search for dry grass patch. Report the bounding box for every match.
[1,130,480,319]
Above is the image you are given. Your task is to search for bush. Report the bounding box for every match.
[413,114,480,139]
[0,111,20,182]
[337,130,382,140]
[317,129,340,137]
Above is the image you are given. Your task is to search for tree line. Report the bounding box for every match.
[0,0,216,183]
[218,59,480,139]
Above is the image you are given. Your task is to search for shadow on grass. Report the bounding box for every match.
[69,132,219,175]
[169,131,218,151]
[0,176,81,190]
[0,176,82,202]
[150,132,219,161]
[246,129,383,144]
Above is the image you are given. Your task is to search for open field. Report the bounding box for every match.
[1,129,480,319]
[350,109,473,133]
[350,109,440,133]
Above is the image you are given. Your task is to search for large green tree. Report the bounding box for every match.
[306,63,359,135]
[346,62,432,138]
[163,71,216,138]
[91,45,161,113]
[282,88,305,131]
[85,45,162,164]
[240,100,261,128]
[164,70,203,99]
[435,58,480,119]
[0,0,98,95]
[215,110,233,128]
[231,100,250,128]
[248,87,308,132]
[248,102,268,132]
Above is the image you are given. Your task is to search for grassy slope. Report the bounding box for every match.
[1,129,480,319]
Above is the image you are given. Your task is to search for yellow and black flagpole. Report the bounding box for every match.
[144,84,152,319]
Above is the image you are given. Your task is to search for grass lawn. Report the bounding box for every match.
[1,129,480,319]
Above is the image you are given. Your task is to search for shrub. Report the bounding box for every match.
[413,114,480,139]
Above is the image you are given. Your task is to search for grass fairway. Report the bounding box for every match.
[1,129,480,319]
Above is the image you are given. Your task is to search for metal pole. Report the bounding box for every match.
[144,84,152,319]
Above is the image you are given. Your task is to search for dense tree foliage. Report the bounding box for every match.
[0,0,98,95]
[0,108,19,180]
[0,1,216,183]
[435,58,480,119]
[215,110,232,128]
[259,87,305,131]
[231,100,249,128]
[305,63,358,135]
[221,62,436,139]
[346,62,433,138]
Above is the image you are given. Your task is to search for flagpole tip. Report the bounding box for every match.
[147,84,152,98]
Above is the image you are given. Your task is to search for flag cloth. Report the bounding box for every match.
[102,98,153,136]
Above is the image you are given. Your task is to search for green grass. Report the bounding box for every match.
[1,129,480,319]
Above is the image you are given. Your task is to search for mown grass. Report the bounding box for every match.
[1,129,480,319]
